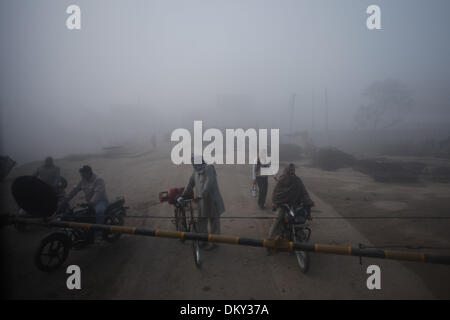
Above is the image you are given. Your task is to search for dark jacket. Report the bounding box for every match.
[272,169,313,207]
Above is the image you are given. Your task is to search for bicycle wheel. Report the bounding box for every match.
[292,226,309,273]
[174,207,187,232]
[191,220,201,268]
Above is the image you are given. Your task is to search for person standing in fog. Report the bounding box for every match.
[252,149,270,210]
[33,156,61,188]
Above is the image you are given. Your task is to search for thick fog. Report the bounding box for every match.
[1,0,450,162]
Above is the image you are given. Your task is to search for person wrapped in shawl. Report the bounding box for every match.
[178,155,225,250]
[268,163,314,245]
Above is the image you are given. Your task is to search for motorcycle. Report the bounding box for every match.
[275,203,312,273]
[34,197,127,272]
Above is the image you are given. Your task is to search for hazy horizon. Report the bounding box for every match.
[1,0,450,163]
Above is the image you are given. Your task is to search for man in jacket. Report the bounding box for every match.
[178,155,225,250]
[66,165,109,225]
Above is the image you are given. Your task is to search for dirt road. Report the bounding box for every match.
[1,146,447,299]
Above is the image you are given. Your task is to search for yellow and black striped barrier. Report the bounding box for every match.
[9,217,450,266]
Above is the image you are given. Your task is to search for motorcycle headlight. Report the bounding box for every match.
[294,208,307,224]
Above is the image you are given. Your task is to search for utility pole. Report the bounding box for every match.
[289,93,296,143]
[325,88,329,146]
[311,89,315,134]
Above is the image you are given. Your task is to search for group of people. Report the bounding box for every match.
[176,153,314,251]
[33,153,314,250]
[33,157,109,225]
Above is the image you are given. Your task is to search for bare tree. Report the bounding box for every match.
[355,79,413,130]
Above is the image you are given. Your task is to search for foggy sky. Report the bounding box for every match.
[1,0,450,162]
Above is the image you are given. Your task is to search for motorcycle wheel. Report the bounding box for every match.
[34,232,70,272]
[102,214,124,242]
[293,227,310,274]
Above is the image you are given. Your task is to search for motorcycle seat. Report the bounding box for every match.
[105,197,125,216]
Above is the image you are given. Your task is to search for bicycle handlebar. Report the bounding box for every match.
[175,197,202,208]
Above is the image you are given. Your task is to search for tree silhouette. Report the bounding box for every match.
[355,79,413,130]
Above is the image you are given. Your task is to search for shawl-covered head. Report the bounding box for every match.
[272,163,303,206]
[191,154,206,171]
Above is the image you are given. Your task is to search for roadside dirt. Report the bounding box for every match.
[1,146,448,299]
[299,165,450,299]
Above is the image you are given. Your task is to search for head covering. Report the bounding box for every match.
[286,163,296,175]
[191,154,206,172]
[79,165,93,176]
[272,164,302,206]
[44,157,54,167]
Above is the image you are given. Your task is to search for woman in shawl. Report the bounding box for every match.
[268,163,314,243]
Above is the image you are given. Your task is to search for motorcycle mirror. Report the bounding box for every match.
[11,176,58,218]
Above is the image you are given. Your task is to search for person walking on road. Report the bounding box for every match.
[178,155,225,250]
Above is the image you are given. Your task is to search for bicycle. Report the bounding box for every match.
[159,187,202,268]
[173,198,202,268]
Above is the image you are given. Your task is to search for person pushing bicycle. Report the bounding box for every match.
[177,155,225,250]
